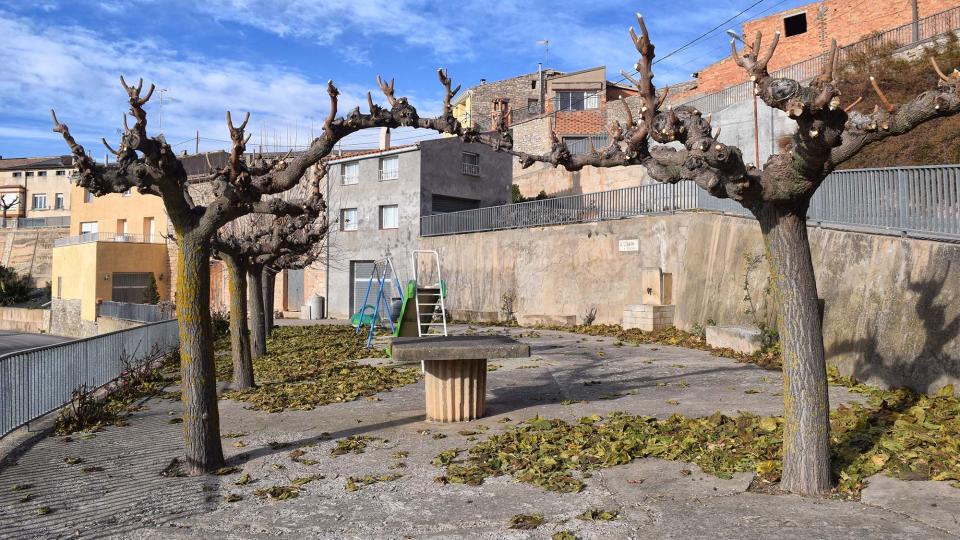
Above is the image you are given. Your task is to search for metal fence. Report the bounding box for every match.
[0,319,179,437]
[0,216,70,229]
[53,232,165,247]
[421,165,960,241]
[673,6,960,115]
[98,301,174,323]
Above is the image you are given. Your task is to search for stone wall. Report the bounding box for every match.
[421,212,960,395]
[48,298,143,338]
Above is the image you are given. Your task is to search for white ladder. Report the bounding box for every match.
[411,250,447,338]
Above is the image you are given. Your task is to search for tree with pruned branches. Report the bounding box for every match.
[0,195,18,227]
[213,164,328,388]
[466,14,960,496]
[52,72,464,474]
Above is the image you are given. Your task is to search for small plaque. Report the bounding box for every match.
[618,239,639,252]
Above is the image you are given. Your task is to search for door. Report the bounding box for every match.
[112,272,151,303]
[286,269,304,311]
[350,261,375,316]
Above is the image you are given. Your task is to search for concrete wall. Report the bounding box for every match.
[48,298,142,338]
[0,227,67,287]
[68,185,169,238]
[0,307,50,333]
[421,212,960,395]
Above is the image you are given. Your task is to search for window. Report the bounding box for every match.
[55,170,66,176]
[379,205,399,229]
[379,156,399,181]
[341,162,359,185]
[25,171,34,177]
[116,219,128,239]
[84,190,94,203]
[54,193,64,210]
[37,171,47,177]
[462,152,480,176]
[340,208,358,231]
[12,172,21,178]
[784,12,807,36]
[79,221,98,235]
[556,90,599,111]
[31,194,47,209]
[527,98,540,113]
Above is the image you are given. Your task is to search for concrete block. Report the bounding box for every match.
[706,325,763,354]
[623,304,675,331]
[390,335,530,364]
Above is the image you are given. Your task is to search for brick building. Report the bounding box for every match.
[672,0,960,103]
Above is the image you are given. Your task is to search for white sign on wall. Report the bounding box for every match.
[618,239,639,252]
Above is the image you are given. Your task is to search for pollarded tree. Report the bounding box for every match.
[52,73,464,474]
[213,164,328,387]
[478,14,960,495]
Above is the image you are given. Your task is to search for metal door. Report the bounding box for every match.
[286,269,304,310]
[350,261,375,315]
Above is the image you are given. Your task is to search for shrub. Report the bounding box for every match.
[0,265,30,306]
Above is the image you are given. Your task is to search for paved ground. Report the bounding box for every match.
[0,325,957,539]
[0,331,70,356]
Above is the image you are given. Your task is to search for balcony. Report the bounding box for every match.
[378,169,399,181]
[54,232,165,248]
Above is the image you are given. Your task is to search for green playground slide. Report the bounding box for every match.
[394,280,446,338]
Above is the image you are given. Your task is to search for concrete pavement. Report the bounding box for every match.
[0,325,956,539]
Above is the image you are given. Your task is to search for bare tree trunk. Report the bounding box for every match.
[263,268,275,337]
[757,203,831,496]
[247,263,266,358]
[222,253,253,389]
[177,232,224,474]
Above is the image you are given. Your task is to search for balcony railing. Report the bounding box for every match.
[0,216,70,229]
[461,162,480,176]
[379,169,399,181]
[54,232,165,247]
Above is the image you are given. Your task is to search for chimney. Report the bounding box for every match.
[379,127,391,150]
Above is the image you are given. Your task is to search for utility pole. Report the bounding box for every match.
[911,0,919,42]
[195,130,199,154]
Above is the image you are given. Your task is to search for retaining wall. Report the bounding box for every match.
[421,211,960,395]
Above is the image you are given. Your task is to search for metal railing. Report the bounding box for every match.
[0,216,70,229]
[461,162,481,176]
[564,134,610,156]
[673,6,960,115]
[378,169,399,181]
[53,232,165,247]
[0,319,179,437]
[421,165,960,241]
[98,301,174,323]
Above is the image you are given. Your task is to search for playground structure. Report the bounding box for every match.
[352,250,448,348]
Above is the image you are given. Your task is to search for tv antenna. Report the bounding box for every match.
[536,39,549,65]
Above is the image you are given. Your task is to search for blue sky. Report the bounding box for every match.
[0,0,809,158]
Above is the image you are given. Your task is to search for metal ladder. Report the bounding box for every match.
[411,250,447,337]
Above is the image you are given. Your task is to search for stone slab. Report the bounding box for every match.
[390,335,530,363]
[515,313,576,327]
[706,324,763,354]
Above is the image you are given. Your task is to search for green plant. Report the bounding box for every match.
[143,273,160,304]
[741,251,779,351]
[211,310,230,340]
[0,265,30,306]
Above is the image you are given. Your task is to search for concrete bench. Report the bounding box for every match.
[391,335,530,422]
[705,325,763,354]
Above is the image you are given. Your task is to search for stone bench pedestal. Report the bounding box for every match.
[391,336,530,422]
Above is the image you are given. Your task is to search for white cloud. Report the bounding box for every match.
[0,11,442,155]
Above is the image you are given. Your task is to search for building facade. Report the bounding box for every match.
[51,185,171,322]
[0,156,74,224]
[322,136,512,319]
[671,0,960,103]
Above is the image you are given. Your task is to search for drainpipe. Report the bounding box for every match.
[538,63,546,113]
